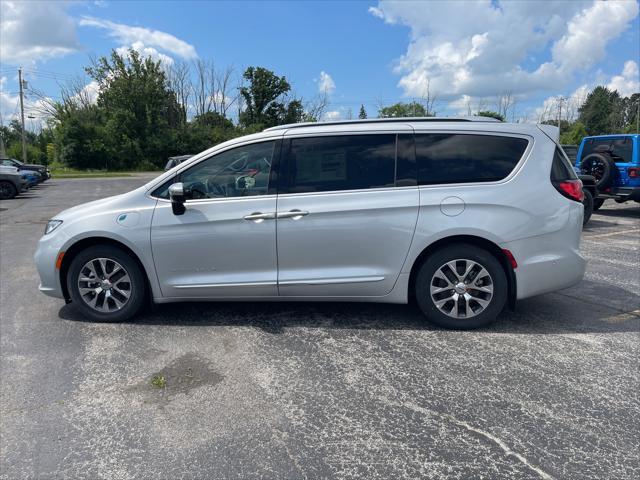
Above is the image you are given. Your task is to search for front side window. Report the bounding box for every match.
[285,134,396,193]
[416,134,529,185]
[153,141,274,199]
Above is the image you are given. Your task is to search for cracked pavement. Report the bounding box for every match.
[1,176,639,479]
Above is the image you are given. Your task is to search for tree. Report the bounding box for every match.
[86,49,182,169]
[239,66,302,128]
[378,101,431,118]
[559,122,587,145]
[358,104,367,119]
[167,61,191,124]
[302,92,329,122]
[495,91,516,121]
[622,93,639,132]
[578,86,618,136]
[476,110,505,121]
[193,111,234,130]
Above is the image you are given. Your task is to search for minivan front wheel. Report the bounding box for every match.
[415,244,507,329]
[67,245,146,322]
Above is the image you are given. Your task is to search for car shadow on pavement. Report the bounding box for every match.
[592,207,640,220]
[58,280,639,335]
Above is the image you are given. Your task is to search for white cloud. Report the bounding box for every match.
[76,81,100,105]
[116,42,174,67]
[80,16,198,60]
[318,71,336,94]
[608,60,640,97]
[0,1,80,64]
[370,1,638,101]
[323,110,342,121]
[552,2,639,72]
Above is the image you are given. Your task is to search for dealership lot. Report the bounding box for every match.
[1,177,638,479]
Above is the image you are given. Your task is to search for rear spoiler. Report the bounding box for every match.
[537,124,560,142]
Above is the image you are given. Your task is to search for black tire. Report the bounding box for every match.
[581,153,615,189]
[582,189,593,226]
[0,180,18,200]
[415,244,507,330]
[592,198,605,211]
[67,245,146,322]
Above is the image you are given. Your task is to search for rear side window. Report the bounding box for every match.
[551,147,578,181]
[285,134,396,193]
[415,134,529,185]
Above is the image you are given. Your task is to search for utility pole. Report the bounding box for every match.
[18,67,27,162]
[557,96,565,138]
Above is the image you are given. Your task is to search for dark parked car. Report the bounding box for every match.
[561,145,596,226]
[561,144,578,163]
[0,158,50,181]
[164,155,193,171]
[20,170,41,188]
[578,174,597,225]
[0,171,25,199]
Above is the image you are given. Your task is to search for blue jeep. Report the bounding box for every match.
[575,134,640,210]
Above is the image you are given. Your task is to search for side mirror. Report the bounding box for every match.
[169,182,186,215]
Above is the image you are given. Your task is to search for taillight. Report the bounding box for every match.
[555,179,584,202]
[628,167,639,178]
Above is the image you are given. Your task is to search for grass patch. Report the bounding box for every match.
[52,172,134,178]
[150,374,167,389]
[49,167,161,178]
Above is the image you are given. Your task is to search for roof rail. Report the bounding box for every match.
[264,116,501,132]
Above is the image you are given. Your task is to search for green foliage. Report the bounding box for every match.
[476,110,505,121]
[559,122,588,145]
[85,49,182,169]
[238,66,303,128]
[358,104,367,119]
[151,375,166,389]
[578,86,620,136]
[378,102,431,118]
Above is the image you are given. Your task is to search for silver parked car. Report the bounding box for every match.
[35,118,586,329]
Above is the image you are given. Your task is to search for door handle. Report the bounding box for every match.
[277,209,309,220]
[243,212,276,222]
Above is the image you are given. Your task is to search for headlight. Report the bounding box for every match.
[44,220,63,235]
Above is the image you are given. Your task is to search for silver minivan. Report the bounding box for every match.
[35,118,586,329]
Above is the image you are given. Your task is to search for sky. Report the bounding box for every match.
[1,0,639,130]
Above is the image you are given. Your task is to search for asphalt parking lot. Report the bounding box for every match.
[1,176,638,480]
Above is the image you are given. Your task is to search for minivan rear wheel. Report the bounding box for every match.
[67,245,146,322]
[415,244,507,329]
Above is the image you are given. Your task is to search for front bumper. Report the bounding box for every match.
[34,233,67,299]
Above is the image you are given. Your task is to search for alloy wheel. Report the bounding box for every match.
[77,258,132,312]
[429,259,494,319]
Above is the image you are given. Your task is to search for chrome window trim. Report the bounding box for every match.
[154,193,278,205]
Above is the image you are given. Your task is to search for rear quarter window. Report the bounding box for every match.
[416,133,529,185]
[551,147,578,181]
